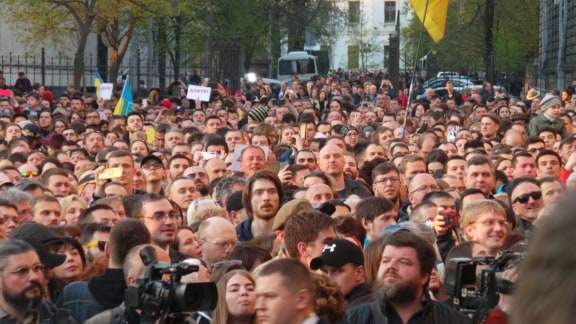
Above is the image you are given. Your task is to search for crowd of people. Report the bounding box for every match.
[0,68,574,324]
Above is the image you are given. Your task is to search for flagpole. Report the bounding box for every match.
[402,0,431,139]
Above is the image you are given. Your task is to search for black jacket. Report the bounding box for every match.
[236,218,254,242]
[347,297,470,324]
[346,283,375,308]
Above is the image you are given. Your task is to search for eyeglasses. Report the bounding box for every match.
[410,184,440,194]
[20,170,38,178]
[374,177,400,185]
[7,264,45,278]
[143,211,179,222]
[202,239,236,249]
[513,191,542,204]
[84,240,107,252]
[187,172,207,179]
[142,163,163,171]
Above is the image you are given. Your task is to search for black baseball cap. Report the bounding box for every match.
[310,239,364,270]
[9,223,66,268]
[140,154,163,168]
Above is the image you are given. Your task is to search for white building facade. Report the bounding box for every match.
[329,0,410,71]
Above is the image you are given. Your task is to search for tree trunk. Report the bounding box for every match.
[158,20,167,93]
[287,0,307,51]
[173,16,183,81]
[484,0,495,82]
[73,28,90,89]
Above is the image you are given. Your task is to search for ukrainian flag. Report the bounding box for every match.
[411,0,448,43]
[113,77,134,116]
[95,70,104,98]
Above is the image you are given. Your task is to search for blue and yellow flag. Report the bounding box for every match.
[411,0,448,43]
[113,77,134,117]
[95,70,104,98]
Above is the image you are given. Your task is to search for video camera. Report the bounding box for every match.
[445,250,522,323]
[125,246,218,324]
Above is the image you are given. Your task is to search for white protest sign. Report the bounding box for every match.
[99,83,114,100]
[186,85,212,102]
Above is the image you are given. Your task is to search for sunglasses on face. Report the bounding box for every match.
[513,191,542,204]
[20,170,38,178]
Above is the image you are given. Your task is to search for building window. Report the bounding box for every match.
[385,1,396,23]
[348,45,359,69]
[349,1,360,25]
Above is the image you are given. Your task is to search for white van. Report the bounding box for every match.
[277,51,319,82]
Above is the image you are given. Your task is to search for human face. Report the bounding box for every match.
[250,179,280,220]
[256,273,309,324]
[141,199,177,247]
[364,210,397,241]
[47,174,72,198]
[409,174,439,206]
[511,183,543,223]
[465,212,509,256]
[205,159,228,182]
[64,201,85,225]
[541,181,563,206]
[107,155,135,188]
[373,171,401,201]
[226,274,256,318]
[465,164,495,194]
[131,141,149,158]
[378,131,394,147]
[439,143,458,158]
[537,154,561,178]
[169,179,198,210]
[176,229,201,258]
[240,148,266,177]
[1,251,44,311]
[319,145,345,177]
[321,263,364,296]
[404,161,426,182]
[165,131,183,149]
[91,209,118,227]
[52,244,84,282]
[527,142,545,157]
[512,156,537,178]
[497,159,513,180]
[169,158,190,180]
[38,112,52,128]
[0,206,19,236]
[127,115,143,132]
[343,155,358,179]
[376,246,428,303]
[6,125,21,142]
[225,131,244,151]
[295,151,317,171]
[305,184,333,208]
[539,131,556,149]
[32,201,61,226]
[365,144,386,161]
[84,133,104,155]
[544,104,562,119]
[205,118,222,134]
[200,223,237,266]
[480,117,499,138]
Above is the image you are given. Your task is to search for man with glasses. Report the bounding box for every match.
[508,177,544,237]
[198,216,237,269]
[134,193,178,251]
[0,240,74,323]
[407,173,439,210]
[460,199,510,257]
[372,162,408,221]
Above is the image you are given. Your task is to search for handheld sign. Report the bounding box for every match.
[99,83,114,100]
[186,85,211,102]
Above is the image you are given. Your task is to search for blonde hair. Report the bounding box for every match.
[460,199,506,237]
[212,270,255,324]
[60,195,87,214]
[187,206,228,227]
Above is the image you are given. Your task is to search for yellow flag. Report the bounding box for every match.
[411,0,448,43]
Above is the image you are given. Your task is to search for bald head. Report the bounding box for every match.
[123,244,170,284]
[204,158,228,182]
[502,129,524,147]
[198,216,237,267]
[318,144,345,176]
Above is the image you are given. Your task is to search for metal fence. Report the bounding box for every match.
[0,49,203,93]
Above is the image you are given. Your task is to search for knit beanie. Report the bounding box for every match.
[539,94,562,112]
[248,106,269,122]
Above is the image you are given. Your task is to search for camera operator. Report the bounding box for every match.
[0,240,75,323]
[58,219,152,323]
[85,244,170,324]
